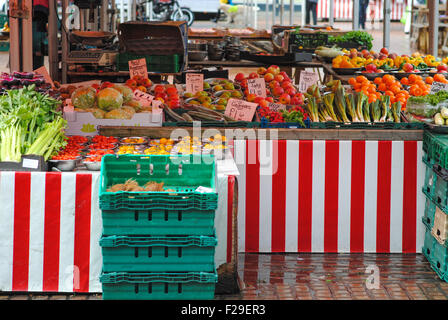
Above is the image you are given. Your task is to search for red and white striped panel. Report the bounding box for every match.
[232,140,426,254]
[0,171,235,293]
[318,0,407,21]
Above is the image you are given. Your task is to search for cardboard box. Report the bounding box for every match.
[432,206,448,245]
[63,110,163,136]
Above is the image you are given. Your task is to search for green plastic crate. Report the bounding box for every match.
[423,161,437,198]
[100,271,217,300]
[433,166,448,210]
[423,196,437,230]
[309,122,424,130]
[117,53,181,72]
[0,40,9,52]
[99,154,217,211]
[101,208,216,236]
[0,14,7,28]
[432,236,448,279]
[423,226,437,259]
[100,234,217,272]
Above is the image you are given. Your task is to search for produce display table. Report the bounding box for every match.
[100,126,426,255]
[0,169,239,294]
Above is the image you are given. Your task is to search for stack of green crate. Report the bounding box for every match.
[422,130,448,282]
[98,154,219,300]
[117,52,182,73]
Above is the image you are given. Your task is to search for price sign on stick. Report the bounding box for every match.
[151,99,162,111]
[298,71,319,93]
[133,89,154,108]
[430,81,448,94]
[128,58,148,79]
[185,73,204,94]
[34,66,54,88]
[247,78,267,97]
[268,102,287,112]
[224,98,258,121]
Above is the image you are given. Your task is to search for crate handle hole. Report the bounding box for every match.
[134,248,139,258]
[166,164,170,175]
[437,229,441,236]
[134,211,139,221]
[148,283,152,293]
[165,283,169,294]
[165,247,169,258]
[178,283,182,293]
[148,247,152,258]
[437,262,441,268]
[178,164,182,176]
[178,247,182,257]
[148,212,152,221]
[150,163,154,175]
[178,211,182,221]
[164,210,169,221]
[427,249,430,254]
[135,284,139,294]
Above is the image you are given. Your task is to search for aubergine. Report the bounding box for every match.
[12,71,34,79]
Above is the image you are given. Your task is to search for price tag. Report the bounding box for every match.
[128,58,148,79]
[268,102,287,112]
[224,98,258,121]
[298,71,319,93]
[430,81,448,94]
[185,73,204,94]
[151,99,162,111]
[34,66,54,88]
[247,78,266,97]
[133,89,154,108]
[22,158,39,169]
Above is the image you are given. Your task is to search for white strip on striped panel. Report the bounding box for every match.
[364,141,379,252]
[58,173,76,292]
[285,140,299,252]
[416,141,426,251]
[338,141,352,253]
[234,139,246,253]
[0,172,15,291]
[390,141,404,253]
[89,173,102,293]
[259,139,273,252]
[28,173,46,291]
[311,140,326,253]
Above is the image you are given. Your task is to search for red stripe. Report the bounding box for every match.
[73,174,92,292]
[324,140,339,253]
[402,141,417,253]
[271,140,286,252]
[227,175,235,263]
[298,140,313,252]
[12,172,31,291]
[376,141,392,253]
[42,173,62,291]
[350,141,366,253]
[346,0,349,19]
[245,139,260,252]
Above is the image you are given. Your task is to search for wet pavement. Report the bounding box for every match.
[0,253,447,300]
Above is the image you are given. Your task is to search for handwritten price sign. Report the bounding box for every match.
[133,89,154,108]
[247,78,266,97]
[34,66,54,88]
[224,98,258,121]
[298,71,319,93]
[268,102,287,112]
[185,73,204,94]
[128,58,148,79]
[430,81,448,94]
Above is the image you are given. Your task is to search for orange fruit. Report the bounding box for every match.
[416,80,426,88]
[400,77,409,85]
[412,87,422,96]
[348,77,357,86]
[373,77,383,85]
[378,83,387,92]
[353,82,362,90]
[390,85,401,95]
[368,94,377,103]
[356,75,368,83]
[385,90,394,97]
[408,74,418,84]
[375,92,382,99]
[425,76,434,84]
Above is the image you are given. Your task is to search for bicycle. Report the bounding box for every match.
[136,0,194,26]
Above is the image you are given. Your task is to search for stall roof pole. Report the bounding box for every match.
[329,0,334,26]
[352,0,359,30]
[9,3,20,71]
[272,0,276,27]
[266,0,270,28]
[301,0,305,26]
[383,0,391,49]
[254,0,258,29]
[61,0,68,83]
[289,0,293,25]
[48,0,59,80]
[280,0,284,25]
[428,0,439,57]
[22,0,33,71]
